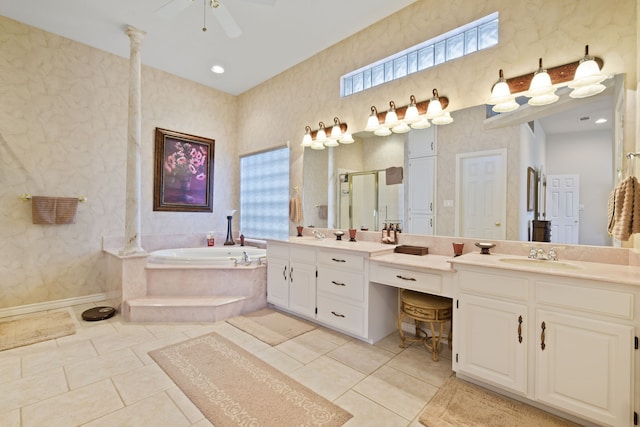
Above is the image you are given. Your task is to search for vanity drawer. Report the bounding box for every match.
[316,295,364,337]
[370,263,442,294]
[317,249,364,272]
[536,280,634,320]
[458,270,529,300]
[317,268,365,302]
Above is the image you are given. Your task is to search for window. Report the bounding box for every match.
[340,13,499,97]
[240,147,290,240]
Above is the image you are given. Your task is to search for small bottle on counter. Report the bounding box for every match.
[240,232,245,246]
[207,231,215,247]
[381,223,387,241]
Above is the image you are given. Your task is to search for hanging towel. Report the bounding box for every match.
[610,176,640,241]
[289,197,302,223]
[317,204,328,220]
[32,196,79,224]
[385,166,403,185]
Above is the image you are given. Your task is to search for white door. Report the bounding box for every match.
[457,150,506,239]
[545,174,579,244]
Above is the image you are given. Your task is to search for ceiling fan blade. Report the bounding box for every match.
[154,0,196,19]
[211,1,242,38]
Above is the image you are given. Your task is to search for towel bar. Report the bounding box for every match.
[20,193,87,202]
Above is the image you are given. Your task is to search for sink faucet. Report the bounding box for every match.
[528,247,558,261]
[312,230,325,240]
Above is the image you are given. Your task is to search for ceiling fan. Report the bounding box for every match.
[154,0,276,38]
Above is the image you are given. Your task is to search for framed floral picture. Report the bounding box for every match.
[153,128,215,212]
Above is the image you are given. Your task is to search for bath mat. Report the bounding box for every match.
[149,332,352,427]
[0,310,76,351]
[226,308,316,346]
[419,376,579,427]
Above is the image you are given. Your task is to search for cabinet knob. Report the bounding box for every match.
[495,221,501,226]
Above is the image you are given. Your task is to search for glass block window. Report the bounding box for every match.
[240,147,290,240]
[340,12,499,97]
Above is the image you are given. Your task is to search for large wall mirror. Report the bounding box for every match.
[302,74,624,247]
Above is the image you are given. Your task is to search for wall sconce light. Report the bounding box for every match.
[525,58,558,106]
[488,69,519,113]
[302,118,352,149]
[365,90,452,137]
[568,45,607,98]
[488,45,608,112]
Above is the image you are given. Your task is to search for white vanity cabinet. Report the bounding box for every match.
[455,269,529,395]
[266,241,317,318]
[454,263,636,427]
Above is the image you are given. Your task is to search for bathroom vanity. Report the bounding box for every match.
[266,237,640,426]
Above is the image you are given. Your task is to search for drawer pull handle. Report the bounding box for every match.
[396,275,416,281]
[540,321,546,351]
[331,280,346,287]
[517,315,523,343]
[331,311,345,318]
[331,258,346,263]
[283,266,287,280]
[290,267,293,282]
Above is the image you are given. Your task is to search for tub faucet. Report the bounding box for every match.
[242,251,251,266]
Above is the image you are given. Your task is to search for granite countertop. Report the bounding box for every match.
[449,252,640,287]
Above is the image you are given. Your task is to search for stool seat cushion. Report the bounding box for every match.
[401,290,452,309]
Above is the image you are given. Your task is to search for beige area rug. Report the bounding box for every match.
[0,310,76,351]
[419,376,580,427]
[226,308,317,346]
[149,332,352,427]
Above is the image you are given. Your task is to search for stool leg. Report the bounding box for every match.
[398,312,407,348]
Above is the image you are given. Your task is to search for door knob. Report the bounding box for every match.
[495,221,501,226]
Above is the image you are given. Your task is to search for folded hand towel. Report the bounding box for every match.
[385,166,403,185]
[611,176,638,241]
[32,196,79,225]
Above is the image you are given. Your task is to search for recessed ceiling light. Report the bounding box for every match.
[595,118,608,124]
[210,65,225,74]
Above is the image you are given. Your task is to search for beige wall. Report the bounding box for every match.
[0,0,637,309]
[0,16,237,308]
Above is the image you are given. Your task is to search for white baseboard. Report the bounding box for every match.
[0,293,112,319]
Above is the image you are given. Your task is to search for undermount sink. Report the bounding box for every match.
[498,258,583,271]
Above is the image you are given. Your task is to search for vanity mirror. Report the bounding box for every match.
[302,74,624,247]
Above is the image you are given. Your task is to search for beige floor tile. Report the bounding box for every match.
[166,386,207,424]
[327,339,395,374]
[353,365,439,420]
[0,367,68,413]
[90,322,156,354]
[21,379,123,427]
[374,331,407,354]
[336,390,410,427]
[81,392,190,427]
[288,355,365,401]
[1,408,20,427]
[21,338,97,377]
[111,363,177,405]
[191,418,215,427]
[275,331,340,364]
[307,326,354,345]
[64,347,144,389]
[130,332,193,365]
[0,353,21,384]
[254,345,304,374]
[387,345,453,387]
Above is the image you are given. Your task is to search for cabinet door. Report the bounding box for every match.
[407,126,436,157]
[457,293,527,394]
[535,309,633,427]
[408,156,435,215]
[266,257,289,307]
[407,213,433,235]
[288,261,317,318]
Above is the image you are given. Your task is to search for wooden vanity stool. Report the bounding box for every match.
[398,289,452,361]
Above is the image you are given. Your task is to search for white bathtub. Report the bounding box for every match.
[148,247,267,266]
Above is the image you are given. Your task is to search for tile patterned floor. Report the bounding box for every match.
[0,301,453,426]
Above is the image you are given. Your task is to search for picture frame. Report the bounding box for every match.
[153,128,215,212]
[526,166,536,212]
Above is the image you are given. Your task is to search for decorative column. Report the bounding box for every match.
[120,26,146,256]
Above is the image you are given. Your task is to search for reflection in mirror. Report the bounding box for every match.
[302,74,623,246]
